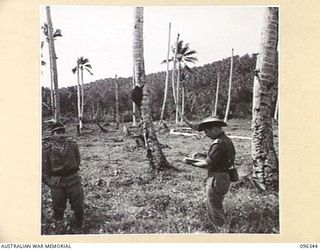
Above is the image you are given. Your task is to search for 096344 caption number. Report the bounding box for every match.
[300,244,318,248]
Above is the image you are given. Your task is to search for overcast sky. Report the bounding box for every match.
[40,6,265,88]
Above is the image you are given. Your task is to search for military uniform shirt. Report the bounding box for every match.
[206,132,236,177]
[42,140,81,187]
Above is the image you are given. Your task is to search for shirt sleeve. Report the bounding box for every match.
[74,143,81,166]
[42,149,51,185]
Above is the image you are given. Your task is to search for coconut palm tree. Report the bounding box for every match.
[162,39,197,123]
[45,6,61,122]
[175,40,197,124]
[133,7,171,171]
[72,57,93,134]
[252,7,279,191]
[41,22,62,121]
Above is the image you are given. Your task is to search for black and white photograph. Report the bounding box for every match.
[40,6,279,235]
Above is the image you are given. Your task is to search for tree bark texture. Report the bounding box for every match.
[251,7,279,190]
[46,6,60,121]
[133,7,171,171]
[132,67,137,126]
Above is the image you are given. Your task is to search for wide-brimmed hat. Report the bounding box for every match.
[51,122,66,134]
[198,116,227,131]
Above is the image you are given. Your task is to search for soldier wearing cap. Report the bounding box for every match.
[42,122,84,227]
[191,116,235,229]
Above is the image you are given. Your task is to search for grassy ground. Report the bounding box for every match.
[41,119,279,235]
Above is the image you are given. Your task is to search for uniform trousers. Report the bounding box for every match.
[206,172,230,227]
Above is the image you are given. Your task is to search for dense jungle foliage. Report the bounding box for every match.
[42,53,278,122]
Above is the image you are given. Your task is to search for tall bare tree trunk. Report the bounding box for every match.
[224,48,234,122]
[132,67,137,126]
[50,74,55,120]
[171,33,179,104]
[76,64,82,134]
[46,6,60,122]
[80,67,84,122]
[252,7,279,191]
[133,7,171,171]
[160,22,171,123]
[180,82,185,124]
[212,72,220,116]
[175,63,181,124]
[115,74,120,129]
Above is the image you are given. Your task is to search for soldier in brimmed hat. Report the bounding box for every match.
[42,122,84,228]
[190,116,235,230]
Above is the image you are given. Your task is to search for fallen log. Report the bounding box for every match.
[169,129,198,136]
[228,135,251,140]
[96,122,108,133]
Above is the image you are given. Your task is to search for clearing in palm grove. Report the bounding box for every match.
[41,6,279,235]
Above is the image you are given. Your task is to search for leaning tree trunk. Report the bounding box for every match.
[46,6,60,122]
[224,48,234,122]
[159,22,171,123]
[252,7,279,191]
[133,7,171,171]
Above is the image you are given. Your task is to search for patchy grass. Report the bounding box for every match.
[41,119,279,235]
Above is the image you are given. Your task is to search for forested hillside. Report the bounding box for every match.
[42,53,277,122]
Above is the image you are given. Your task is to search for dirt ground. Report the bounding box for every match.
[41,119,279,235]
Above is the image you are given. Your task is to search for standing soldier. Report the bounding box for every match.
[190,116,235,231]
[42,122,84,228]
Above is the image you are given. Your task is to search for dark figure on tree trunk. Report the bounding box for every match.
[131,85,143,112]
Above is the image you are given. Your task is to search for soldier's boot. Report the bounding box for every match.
[74,208,84,227]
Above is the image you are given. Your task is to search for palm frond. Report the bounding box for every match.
[184,57,198,63]
[85,64,92,69]
[53,29,62,38]
[85,68,93,75]
[80,58,89,65]
[184,50,197,56]
[176,41,182,52]
[180,43,190,55]
[41,23,48,37]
